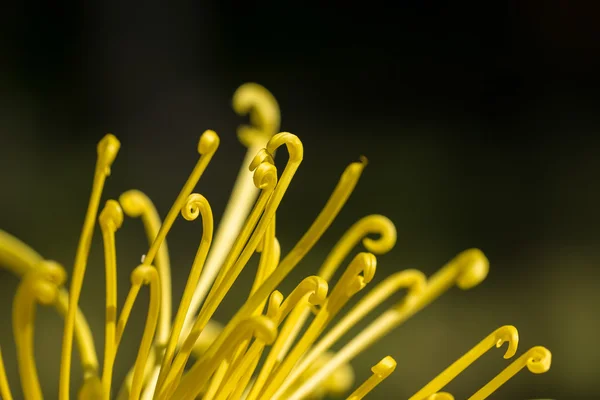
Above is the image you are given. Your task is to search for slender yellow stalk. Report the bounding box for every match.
[120,189,173,353]
[410,325,519,400]
[99,200,124,399]
[14,261,66,400]
[128,265,161,400]
[60,134,120,400]
[0,230,99,380]
[469,346,551,400]
[156,194,213,391]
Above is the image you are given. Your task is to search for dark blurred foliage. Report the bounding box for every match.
[1,1,599,398]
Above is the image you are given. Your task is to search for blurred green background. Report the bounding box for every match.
[1,2,599,399]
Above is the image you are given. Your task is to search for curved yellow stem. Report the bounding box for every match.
[99,200,124,400]
[160,159,278,395]
[0,230,100,384]
[469,346,551,400]
[60,133,120,400]
[14,261,66,400]
[410,325,519,400]
[117,190,171,398]
[286,248,489,400]
[129,266,161,400]
[120,189,172,352]
[156,194,213,393]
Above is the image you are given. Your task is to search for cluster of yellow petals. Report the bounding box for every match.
[0,83,550,400]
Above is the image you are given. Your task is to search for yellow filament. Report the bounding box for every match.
[159,157,278,395]
[181,83,280,347]
[0,347,13,400]
[410,325,519,400]
[117,190,171,398]
[204,232,283,400]
[171,316,279,400]
[251,217,278,296]
[0,230,99,381]
[14,261,66,400]
[99,200,124,399]
[469,346,551,400]
[120,190,172,351]
[141,130,218,269]
[320,215,396,281]
[347,356,396,400]
[156,194,213,392]
[281,269,426,395]
[183,156,366,400]
[286,248,489,400]
[122,129,217,399]
[203,219,278,399]
[128,265,161,400]
[261,252,377,400]
[60,133,120,400]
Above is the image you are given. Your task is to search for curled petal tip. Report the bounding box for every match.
[495,325,519,359]
[99,200,124,231]
[267,132,303,162]
[38,260,67,287]
[232,83,280,145]
[97,133,120,169]
[119,190,147,218]
[307,277,329,306]
[267,291,284,319]
[253,162,278,190]
[372,356,396,377]
[360,252,377,284]
[455,248,489,290]
[249,148,274,172]
[361,215,397,254]
[182,193,211,221]
[31,278,60,305]
[198,130,220,155]
[130,264,158,286]
[526,346,552,374]
[252,316,278,345]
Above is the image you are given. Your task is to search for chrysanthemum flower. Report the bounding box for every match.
[0,83,551,400]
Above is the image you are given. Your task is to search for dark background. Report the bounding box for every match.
[1,2,599,399]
